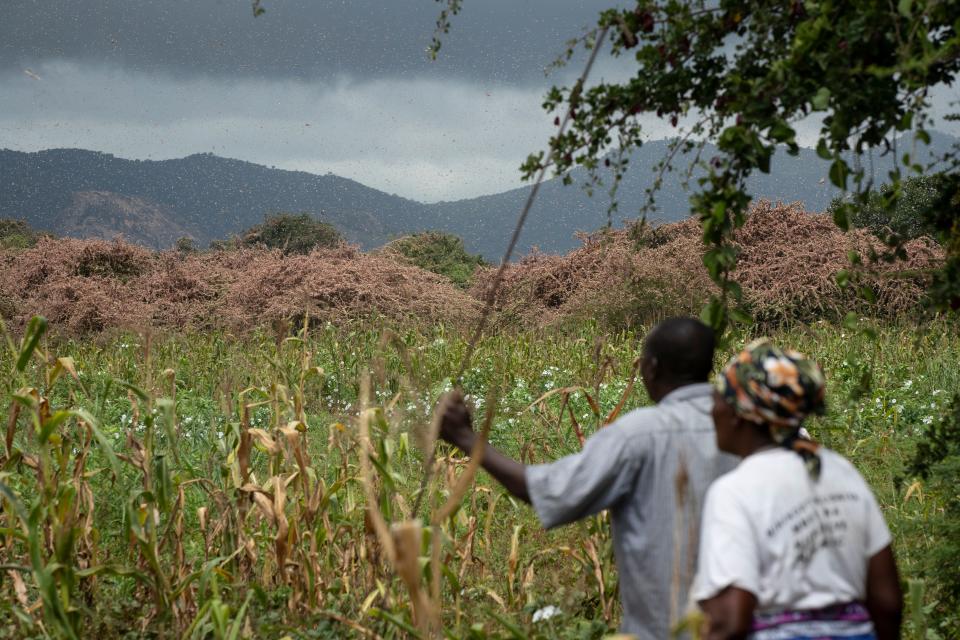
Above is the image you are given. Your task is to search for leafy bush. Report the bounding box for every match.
[175,236,198,253]
[0,218,42,250]
[386,231,486,288]
[240,212,343,255]
[829,176,942,242]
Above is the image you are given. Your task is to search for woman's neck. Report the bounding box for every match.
[737,428,777,458]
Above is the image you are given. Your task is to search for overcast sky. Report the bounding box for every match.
[2,1,958,202]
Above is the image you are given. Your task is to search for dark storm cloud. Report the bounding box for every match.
[1,0,617,82]
[3,0,956,202]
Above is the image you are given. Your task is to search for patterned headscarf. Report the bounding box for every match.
[717,339,826,479]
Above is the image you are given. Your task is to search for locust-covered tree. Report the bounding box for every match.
[427,0,960,328]
[533,1,960,328]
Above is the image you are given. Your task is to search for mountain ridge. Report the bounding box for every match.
[3,132,956,258]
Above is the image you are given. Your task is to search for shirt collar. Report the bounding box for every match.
[659,382,714,406]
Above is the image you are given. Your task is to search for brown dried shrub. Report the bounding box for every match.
[475,201,943,329]
[733,201,941,324]
[209,245,481,329]
[0,202,942,335]
[0,238,480,335]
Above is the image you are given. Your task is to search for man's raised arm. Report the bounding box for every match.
[438,391,530,503]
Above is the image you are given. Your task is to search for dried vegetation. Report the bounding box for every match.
[0,240,480,334]
[473,201,943,328]
[0,202,944,336]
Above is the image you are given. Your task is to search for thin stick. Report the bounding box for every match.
[454,26,611,385]
[357,374,397,565]
[413,26,612,517]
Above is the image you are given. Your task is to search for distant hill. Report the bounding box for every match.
[0,149,426,249]
[53,191,194,248]
[2,132,955,259]
[429,133,958,257]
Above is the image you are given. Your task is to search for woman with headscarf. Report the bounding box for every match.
[692,339,903,640]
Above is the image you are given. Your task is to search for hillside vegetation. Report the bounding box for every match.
[0,203,943,336]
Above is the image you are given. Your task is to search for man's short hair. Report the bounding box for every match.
[643,317,715,383]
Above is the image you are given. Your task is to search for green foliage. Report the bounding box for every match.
[831,176,942,242]
[924,173,960,312]
[388,231,486,287]
[906,392,960,624]
[511,0,960,333]
[0,218,41,250]
[1,314,959,635]
[428,0,464,59]
[175,236,199,254]
[240,212,343,255]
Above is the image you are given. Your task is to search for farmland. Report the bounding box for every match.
[0,314,958,639]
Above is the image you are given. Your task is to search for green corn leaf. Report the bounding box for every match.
[70,409,121,478]
[15,316,47,373]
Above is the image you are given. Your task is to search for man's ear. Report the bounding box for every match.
[643,355,658,380]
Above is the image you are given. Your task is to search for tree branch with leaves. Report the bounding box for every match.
[508,0,960,332]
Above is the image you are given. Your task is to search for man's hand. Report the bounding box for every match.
[436,389,531,503]
[438,390,475,452]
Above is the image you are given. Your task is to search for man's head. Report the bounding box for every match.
[640,317,715,402]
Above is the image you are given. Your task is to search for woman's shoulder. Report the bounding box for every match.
[708,449,803,497]
[818,447,873,487]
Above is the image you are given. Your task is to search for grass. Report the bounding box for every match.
[0,317,958,639]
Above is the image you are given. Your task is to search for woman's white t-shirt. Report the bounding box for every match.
[691,447,891,612]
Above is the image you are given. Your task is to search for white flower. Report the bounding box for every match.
[922,416,934,425]
[903,380,913,389]
[933,389,944,396]
[532,606,561,623]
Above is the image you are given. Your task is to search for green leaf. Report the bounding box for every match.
[113,379,149,403]
[829,159,849,190]
[369,608,423,639]
[836,270,850,288]
[700,298,726,333]
[226,592,254,640]
[485,609,527,640]
[811,87,831,111]
[915,129,931,145]
[0,479,29,525]
[816,139,832,160]
[832,202,851,231]
[769,121,795,143]
[15,316,47,373]
[71,409,121,478]
[897,0,913,17]
[729,306,753,326]
[38,410,72,445]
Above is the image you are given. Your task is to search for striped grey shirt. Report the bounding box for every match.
[525,383,738,640]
